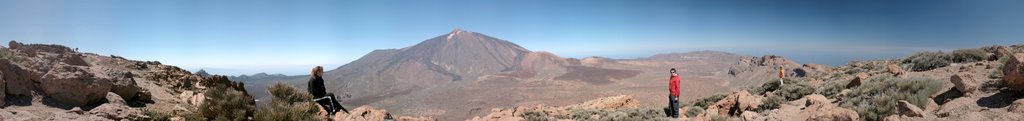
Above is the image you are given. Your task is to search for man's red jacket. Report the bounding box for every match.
[670,73,680,97]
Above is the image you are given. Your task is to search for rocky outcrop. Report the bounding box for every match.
[89,103,148,120]
[40,63,113,106]
[564,95,640,110]
[467,95,645,121]
[331,106,434,121]
[2,41,256,121]
[800,94,858,121]
[950,74,979,95]
[178,90,205,106]
[1004,53,1024,90]
[758,55,797,66]
[887,64,904,76]
[705,90,761,116]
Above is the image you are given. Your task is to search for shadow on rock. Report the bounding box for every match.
[976,90,1024,108]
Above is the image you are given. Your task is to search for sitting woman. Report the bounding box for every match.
[308,66,348,114]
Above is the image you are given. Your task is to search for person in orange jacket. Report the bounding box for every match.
[779,66,785,86]
[668,68,681,118]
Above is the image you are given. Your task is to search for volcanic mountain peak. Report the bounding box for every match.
[446,28,464,40]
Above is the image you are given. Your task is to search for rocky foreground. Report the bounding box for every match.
[0,41,436,121]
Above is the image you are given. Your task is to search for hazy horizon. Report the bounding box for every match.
[3,0,1024,75]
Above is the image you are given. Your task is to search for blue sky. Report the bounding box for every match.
[1,0,1023,75]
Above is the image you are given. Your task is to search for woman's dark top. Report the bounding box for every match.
[308,75,327,98]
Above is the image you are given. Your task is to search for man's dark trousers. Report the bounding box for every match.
[669,95,679,118]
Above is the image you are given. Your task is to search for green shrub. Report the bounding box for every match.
[197,85,256,121]
[991,56,1008,79]
[757,95,784,112]
[951,48,988,63]
[143,109,172,121]
[816,79,850,99]
[903,51,951,71]
[689,94,727,109]
[255,82,322,121]
[685,106,704,117]
[839,76,943,121]
[0,47,11,59]
[772,81,815,101]
[522,111,553,121]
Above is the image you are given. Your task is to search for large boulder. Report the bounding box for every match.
[104,92,126,105]
[803,94,829,107]
[0,58,35,96]
[846,72,870,88]
[98,68,139,100]
[706,90,761,116]
[333,106,393,121]
[896,100,925,117]
[39,64,112,106]
[950,74,979,95]
[1010,99,1024,114]
[0,71,5,106]
[1004,53,1024,90]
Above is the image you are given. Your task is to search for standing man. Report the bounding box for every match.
[668,68,681,118]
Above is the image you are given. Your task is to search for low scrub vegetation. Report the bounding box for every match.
[686,94,727,109]
[816,79,850,99]
[903,51,952,71]
[757,95,784,112]
[570,108,672,121]
[839,75,943,121]
[903,48,992,71]
[522,111,553,121]
[254,82,322,121]
[951,48,988,63]
[196,85,256,121]
[685,106,704,117]
[749,78,814,101]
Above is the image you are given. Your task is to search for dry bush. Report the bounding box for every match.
[254,82,321,121]
[839,75,942,121]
